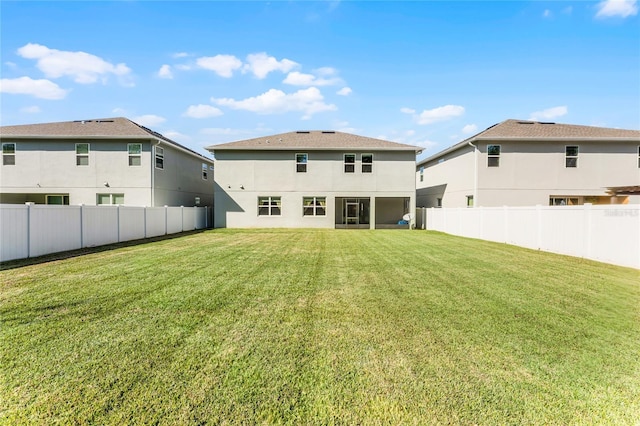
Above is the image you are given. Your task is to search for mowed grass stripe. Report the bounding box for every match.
[1,229,638,424]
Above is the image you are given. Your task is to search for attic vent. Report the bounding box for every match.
[517,121,534,124]
[296,131,310,134]
[321,131,335,134]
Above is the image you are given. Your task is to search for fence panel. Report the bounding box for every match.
[29,205,82,258]
[0,205,29,262]
[423,204,639,269]
[82,206,119,248]
[1,205,209,262]
[166,207,183,234]
[145,208,166,238]
[119,207,146,242]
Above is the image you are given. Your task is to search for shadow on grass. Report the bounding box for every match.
[0,230,207,271]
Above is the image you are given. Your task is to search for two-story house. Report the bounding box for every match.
[0,117,215,207]
[417,119,640,208]
[207,131,421,228]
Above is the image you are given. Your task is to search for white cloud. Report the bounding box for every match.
[20,105,41,113]
[175,64,192,71]
[243,52,298,79]
[543,9,552,18]
[529,105,568,121]
[133,114,166,127]
[201,127,249,136]
[595,0,638,18]
[196,54,242,77]
[172,52,189,58]
[337,87,352,96]
[157,64,173,79]
[406,130,416,137]
[17,43,132,85]
[162,130,190,141]
[183,104,224,118]
[211,87,336,117]
[112,107,128,115]
[404,105,465,125]
[315,67,337,76]
[414,139,438,150]
[462,124,478,134]
[283,71,341,86]
[0,76,68,99]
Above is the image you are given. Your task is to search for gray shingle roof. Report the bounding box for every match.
[206,131,421,152]
[0,117,212,161]
[418,119,640,166]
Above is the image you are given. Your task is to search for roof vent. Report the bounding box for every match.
[539,122,555,125]
[321,131,335,134]
[517,121,534,124]
[296,131,310,134]
[96,120,114,123]
[74,120,93,124]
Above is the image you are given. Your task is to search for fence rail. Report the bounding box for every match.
[1,204,209,262]
[417,204,640,269]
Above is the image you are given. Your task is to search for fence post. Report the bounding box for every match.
[144,206,148,238]
[25,202,33,258]
[181,206,185,232]
[80,204,84,249]
[117,205,121,243]
[503,206,509,243]
[165,205,168,235]
[536,204,542,250]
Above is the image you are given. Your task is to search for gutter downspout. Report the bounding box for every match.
[152,140,161,207]
[468,141,478,207]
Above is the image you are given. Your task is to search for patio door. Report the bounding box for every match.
[342,198,370,226]
[345,201,359,224]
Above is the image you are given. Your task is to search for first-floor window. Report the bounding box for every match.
[466,195,474,207]
[550,197,579,206]
[46,195,69,205]
[344,154,355,173]
[128,143,142,166]
[2,143,16,165]
[76,143,89,166]
[97,193,125,205]
[303,197,326,216]
[258,196,281,216]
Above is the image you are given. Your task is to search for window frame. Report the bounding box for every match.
[128,143,142,167]
[97,193,125,205]
[202,163,208,180]
[487,144,501,167]
[419,166,424,182]
[565,145,579,168]
[466,195,474,208]
[296,153,308,173]
[258,196,281,216]
[361,153,373,173]
[76,143,90,166]
[303,196,327,217]
[344,153,356,173]
[155,146,164,170]
[2,142,16,166]
[46,194,69,205]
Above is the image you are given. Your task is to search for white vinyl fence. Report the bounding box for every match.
[417,204,640,269]
[1,204,209,262]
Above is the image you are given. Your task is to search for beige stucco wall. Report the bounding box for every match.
[417,140,640,207]
[417,145,475,208]
[213,150,416,228]
[0,138,214,207]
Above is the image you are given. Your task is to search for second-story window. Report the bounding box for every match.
[76,143,89,166]
[155,146,164,169]
[362,154,373,173]
[419,166,424,182]
[565,146,578,168]
[202,163,208,180]
[128,143,142,166]
[2,143,16,165]
[344,154,355,173]
[296,153,308,173]
[487,145,500,167]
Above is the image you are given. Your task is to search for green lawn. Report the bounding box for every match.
[1,229,639,425]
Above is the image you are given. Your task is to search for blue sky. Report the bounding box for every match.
[1,1,639,160]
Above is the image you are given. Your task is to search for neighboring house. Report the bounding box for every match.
[0,117,214,207]
[416,119,640,208]
[207,131,421,229]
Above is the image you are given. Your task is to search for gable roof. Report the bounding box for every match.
[206,130,422,153]
[418,119,640,167]
[0,117,212,161]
